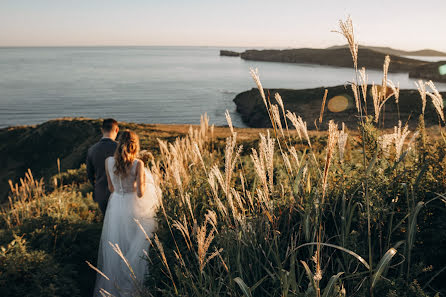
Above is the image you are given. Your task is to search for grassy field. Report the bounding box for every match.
[1,17,446,297]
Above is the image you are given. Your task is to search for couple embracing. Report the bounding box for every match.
[87,119,159,297]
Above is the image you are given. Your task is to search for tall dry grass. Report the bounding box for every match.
[139,16,446,297]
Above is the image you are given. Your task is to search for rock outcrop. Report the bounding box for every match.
[409,61,446,83]
[239,47,426,72]
[222,46,446,82]
[220,50,240,57]
[233,85,445,129]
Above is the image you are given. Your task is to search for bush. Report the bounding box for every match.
[0,236,79,297]
[0,174,102,296]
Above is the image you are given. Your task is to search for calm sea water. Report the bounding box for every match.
[1,46,445,128]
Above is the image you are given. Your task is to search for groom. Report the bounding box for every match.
[86,118,119,214]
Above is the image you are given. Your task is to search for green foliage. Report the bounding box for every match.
[0,175,102,297]
[0,235,80,297]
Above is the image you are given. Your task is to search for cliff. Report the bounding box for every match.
[233,85,445,129]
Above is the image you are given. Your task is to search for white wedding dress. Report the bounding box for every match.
[94,157,159,297]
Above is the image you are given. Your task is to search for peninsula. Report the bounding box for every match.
[220,46,446,82]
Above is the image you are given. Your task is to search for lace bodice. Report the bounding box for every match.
[107,157,138,194]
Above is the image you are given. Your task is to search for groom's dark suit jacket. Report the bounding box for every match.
[86,137,118,214]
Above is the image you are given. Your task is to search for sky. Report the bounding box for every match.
[1,0,445,51]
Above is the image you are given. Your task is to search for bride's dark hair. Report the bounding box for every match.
[114,130,140,176]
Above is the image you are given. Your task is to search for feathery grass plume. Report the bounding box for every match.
[286,111,302,140]
[249,68,267,108]
[359,67,368,104]
[210,164,227,195]
[200,113,210,141]
[240,171,246,194]
[196,220,216,272]
[172,157,184,197]
[172,215,193,250]
[387,79,400,103]
[260,131,276,191]
[318,89,329,124]
[372,84,380,122]
[231,188,246,214]
[406,130,420,155]
[335,16,358,69]
[224,134,243,197]
[351,83,360,112]
[184,192,194,220]
[426,80,445,122]
[256,188,273,215]
[371,83,391,123]
[394,121,411,159]
[380,121,413,159]
[382,55,390,100]
[274,92,284,111]
[289,146,301,170]
[271,104,285,138]
[3,170,46,227]
[322,120,339,202]
[415,80,427,114]
[379,131,395,158]
[205,209,218,232]
[245,191,255,211]
[193,142,207,174]
[154,234,170,274]
[153,233,178,291]
[286,111,311,146]
[225,109,234,135]
[281,151,293,174]
[275,92,291,138]
[338,123,348,162]
[208,172,228,217]
[251,148,269,194]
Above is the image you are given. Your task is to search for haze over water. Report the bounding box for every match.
[1,46,445,129]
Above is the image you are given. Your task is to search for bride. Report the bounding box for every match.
[94,130,159,297]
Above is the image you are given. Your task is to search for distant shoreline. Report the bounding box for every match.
[221,45,446,82]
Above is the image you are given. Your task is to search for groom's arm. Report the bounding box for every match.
[86,149,95,186]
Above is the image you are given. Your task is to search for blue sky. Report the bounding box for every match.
[1,0,445,50]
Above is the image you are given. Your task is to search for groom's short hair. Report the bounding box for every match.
[102,118,118,132]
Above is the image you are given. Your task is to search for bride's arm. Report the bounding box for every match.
[105,158,114,193]
[136,160,146,198]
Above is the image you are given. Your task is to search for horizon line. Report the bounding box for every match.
[0,44,445,53]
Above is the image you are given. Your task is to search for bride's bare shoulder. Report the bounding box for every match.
[135,158,144,167]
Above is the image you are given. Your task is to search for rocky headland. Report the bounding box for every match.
[233,85,446,129]
[221,46,446,82]
[240,47,426,72]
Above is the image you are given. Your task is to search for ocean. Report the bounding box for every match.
[1,46,445,128]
